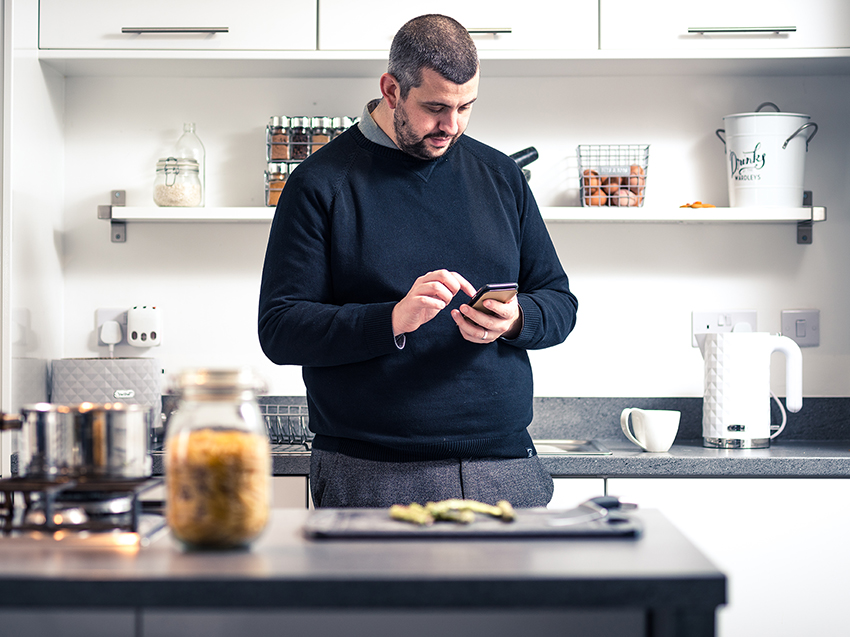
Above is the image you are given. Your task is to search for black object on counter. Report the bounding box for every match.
[510,146,538,182]
[510,146,539,168]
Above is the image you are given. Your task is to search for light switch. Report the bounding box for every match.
[781,309,820,347]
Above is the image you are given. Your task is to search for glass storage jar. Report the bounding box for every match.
[310,116,334,154]
[265,162,289,207]
[165,368,271,550]
[289,116,311,160]
[153,157,202,207]
[267,116,290,161]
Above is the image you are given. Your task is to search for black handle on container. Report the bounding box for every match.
[509,147,539,168]
[0,413,22,431]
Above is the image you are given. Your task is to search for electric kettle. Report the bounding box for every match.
[700,332,802,448]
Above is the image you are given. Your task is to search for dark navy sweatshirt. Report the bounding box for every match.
[258,125,577,461]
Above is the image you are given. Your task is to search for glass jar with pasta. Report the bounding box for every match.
[165,368,271,550]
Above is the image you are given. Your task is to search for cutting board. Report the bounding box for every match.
[304,506,641,540]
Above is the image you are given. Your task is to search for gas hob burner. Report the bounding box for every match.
[0,475,165,546]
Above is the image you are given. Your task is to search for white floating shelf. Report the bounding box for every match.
[539,206,826,223]
[104,205,826,224]
[109,206,275,222]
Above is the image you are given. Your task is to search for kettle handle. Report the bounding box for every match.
[772,335,803,413]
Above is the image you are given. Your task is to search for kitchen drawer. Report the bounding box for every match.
[319,0,598,52]
[607,478,850,637]
[39,0,317,51]
[272,476,310,508]
[548,478,605,509]
[601,0,850,50]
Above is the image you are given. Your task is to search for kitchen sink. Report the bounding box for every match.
[533,439,612,455]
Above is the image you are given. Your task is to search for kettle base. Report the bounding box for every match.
[703,437,770,449]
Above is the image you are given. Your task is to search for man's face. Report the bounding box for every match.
[392,67,479,160]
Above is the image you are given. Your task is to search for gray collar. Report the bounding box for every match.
[357,99,398,149]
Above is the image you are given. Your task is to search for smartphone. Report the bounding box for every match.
[468,283,518,315]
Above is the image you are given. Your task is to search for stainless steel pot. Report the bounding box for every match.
[1,402,152,479]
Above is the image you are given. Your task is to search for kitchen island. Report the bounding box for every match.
[0,508,724,637]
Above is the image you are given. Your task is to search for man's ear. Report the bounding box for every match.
[379,73,401,109]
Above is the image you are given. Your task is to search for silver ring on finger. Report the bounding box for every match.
[482,331,488,341]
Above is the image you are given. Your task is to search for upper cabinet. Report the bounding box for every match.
[38,0,318,51]
[318,0,598,52]
[601,0,850,51]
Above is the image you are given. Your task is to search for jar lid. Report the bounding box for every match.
[289,116,311,128]
[156,157,199,172]
[311,116,334,129]
[266,162,289,176]
[268,116,290,128]
[173,367,267,396]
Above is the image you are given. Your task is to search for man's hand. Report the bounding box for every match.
[392,270,476,336]
[451,294,522,344]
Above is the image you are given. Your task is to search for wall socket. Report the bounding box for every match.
[691,310,758,347]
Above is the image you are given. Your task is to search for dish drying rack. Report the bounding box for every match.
[262,404,313,446]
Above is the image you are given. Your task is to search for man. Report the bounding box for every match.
[258,14,577,508]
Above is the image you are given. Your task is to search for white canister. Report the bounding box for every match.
[716,102,818,208]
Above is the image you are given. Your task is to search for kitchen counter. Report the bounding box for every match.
[541,439,850,478]
[152,437,850,478]
[0,508,725,637]
[150,396,850,478]
[187,439,850,478]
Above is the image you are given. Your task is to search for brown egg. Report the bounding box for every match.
[601,176,621,195]
[615,188,639,207]
[582,169,600,191]
[584,189,607,206]
[628,165,646,195]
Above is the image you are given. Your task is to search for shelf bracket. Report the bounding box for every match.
[797,190,822,245]
[97,190,127,243]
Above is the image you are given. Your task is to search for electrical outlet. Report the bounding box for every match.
[96,308,128,346]
[127,305,162,347]
[781,309,820,347]
[691,310,758,347]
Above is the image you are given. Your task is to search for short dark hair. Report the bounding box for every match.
[388,14,479,99]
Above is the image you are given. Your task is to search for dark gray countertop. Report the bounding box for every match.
[151,439,850,479]
[151,396,850,478]
[0,508,725,629]
[539,439,850,478]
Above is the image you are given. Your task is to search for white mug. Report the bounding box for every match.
[620,408,681,452]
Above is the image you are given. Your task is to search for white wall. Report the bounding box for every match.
[7,0,65,409]
[56,71,850,398]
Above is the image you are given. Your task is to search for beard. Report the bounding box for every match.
[392,100,460,160]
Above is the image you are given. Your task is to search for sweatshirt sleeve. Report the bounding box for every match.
[257,163,400,368]
[504,176,578,350]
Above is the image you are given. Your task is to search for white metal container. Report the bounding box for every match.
[716,102,818,207]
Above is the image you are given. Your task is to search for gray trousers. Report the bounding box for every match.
[310,448,554,508]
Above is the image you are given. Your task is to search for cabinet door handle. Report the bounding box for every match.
[466,27,513,35]
[121,27,230,34]
[688,26,796,34]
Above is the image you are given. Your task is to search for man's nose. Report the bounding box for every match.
[438,110,461,135]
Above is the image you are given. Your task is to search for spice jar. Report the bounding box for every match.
[310,116,334,154]
[265,162,289,207]
[289,116,311,160]
[267,116,290,161]
[165,368,271,550]
[154,157,202,207]
[334,116,356,138]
